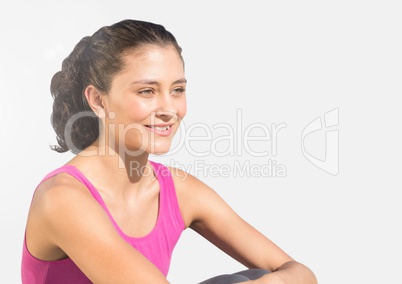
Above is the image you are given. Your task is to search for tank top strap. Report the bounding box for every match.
[149,161,185,231]
[39,165,106,208]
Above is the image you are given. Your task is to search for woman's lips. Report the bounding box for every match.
[144,124,174,136]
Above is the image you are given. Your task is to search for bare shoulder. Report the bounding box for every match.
[167,165,229,227]
[167,165,214,199]
[28,170,111,238]
[30,172,93,215]
[167,166,197,187]
[27,171,99,235]
[167,165,212,192]
[26,171,99,260]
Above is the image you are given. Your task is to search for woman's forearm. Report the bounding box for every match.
[258,261,317,284]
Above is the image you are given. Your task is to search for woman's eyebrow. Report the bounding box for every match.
[130,78,187,86]
[172,78,187,84]
[130,79,159,85]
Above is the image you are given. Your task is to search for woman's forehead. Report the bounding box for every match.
[112,46,185,86]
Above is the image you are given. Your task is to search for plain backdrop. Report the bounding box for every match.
[1,1,401,283]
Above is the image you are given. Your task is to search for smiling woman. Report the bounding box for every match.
[84,45,187,157]
[21,19,317,284]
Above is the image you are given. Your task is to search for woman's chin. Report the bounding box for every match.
[122,139,173,156]
[149,148,170,156]
[147,143,172,156]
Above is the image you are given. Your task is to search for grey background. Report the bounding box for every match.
[1,1,401,283]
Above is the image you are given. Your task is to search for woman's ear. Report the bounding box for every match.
[84,85,106,118]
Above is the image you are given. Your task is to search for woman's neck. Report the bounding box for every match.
[68,141,155,197]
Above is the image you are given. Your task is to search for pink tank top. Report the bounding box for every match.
[21,161,185,283]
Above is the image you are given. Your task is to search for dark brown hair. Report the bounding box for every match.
[50,19,182,154]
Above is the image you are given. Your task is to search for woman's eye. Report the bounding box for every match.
[138,89,154,96]
[172,88,185,95]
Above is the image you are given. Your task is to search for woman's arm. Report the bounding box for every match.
[173,170,317,284]
[248,261,317,284]
[26,174,169,284]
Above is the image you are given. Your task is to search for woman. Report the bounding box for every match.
[22,19,317,283]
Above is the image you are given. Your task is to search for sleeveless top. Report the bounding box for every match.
[21,161,185,283]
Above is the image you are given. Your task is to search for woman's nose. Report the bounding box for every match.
[154,93,178,120]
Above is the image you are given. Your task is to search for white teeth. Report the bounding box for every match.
[154,125,170,131]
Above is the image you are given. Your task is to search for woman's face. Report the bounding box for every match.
[102,44,187,156]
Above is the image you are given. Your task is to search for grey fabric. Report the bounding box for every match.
[198,269,270,284]
[234,269,270,280]
[198,274,249,284]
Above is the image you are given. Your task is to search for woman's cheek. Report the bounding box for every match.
[177,98,187,119]
[127,100,153,121]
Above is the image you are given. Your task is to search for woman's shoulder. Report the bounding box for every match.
[166,165,224,223]
[166,164,220,197]
[166,164,241,231]
[166,165,199,190]
[32,167,93,214]
[26,166,100,259]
